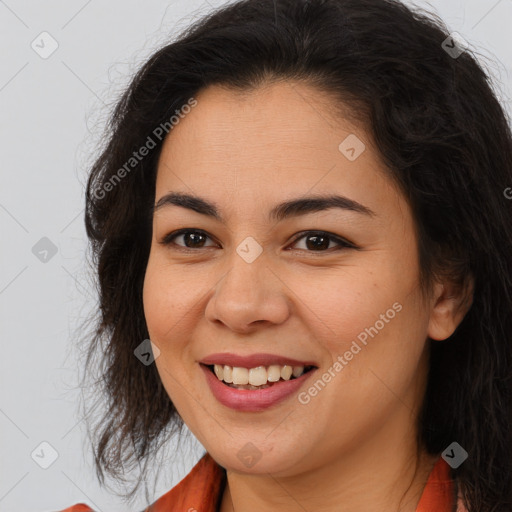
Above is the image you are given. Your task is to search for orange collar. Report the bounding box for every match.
[143,452,456,512]
[415,457,457,512]
[144,452,226,512]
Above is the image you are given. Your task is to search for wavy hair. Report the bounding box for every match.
[79,0,512,509]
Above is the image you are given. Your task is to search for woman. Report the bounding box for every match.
[61,0,512,510]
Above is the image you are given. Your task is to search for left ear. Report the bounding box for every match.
[427,275,474,341]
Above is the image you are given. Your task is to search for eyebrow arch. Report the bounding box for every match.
[153,192,376,222]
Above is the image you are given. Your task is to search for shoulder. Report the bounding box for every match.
[456,490,469,512]
[416,456,458,512]
[144,451,226,511]
[58,505,94,512]
[58,452,225,512]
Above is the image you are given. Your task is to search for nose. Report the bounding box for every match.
[204,251,290,333]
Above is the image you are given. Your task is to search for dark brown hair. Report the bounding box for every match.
[79,0,512,509]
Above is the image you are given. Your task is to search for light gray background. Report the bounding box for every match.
[1,0,511,511]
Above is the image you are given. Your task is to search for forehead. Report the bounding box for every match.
[159,81,361,159]
[154,81,402,222]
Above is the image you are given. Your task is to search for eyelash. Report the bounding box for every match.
[159,228,357,253]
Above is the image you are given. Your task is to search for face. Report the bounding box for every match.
[143,80,438,477]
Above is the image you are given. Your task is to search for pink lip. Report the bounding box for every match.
[200,352,317,368]
[200,363,317,412]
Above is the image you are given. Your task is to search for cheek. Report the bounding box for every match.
[286,264,407,352]
[142,259,197,404]
[142,265,168,342]
[142,256,202,343]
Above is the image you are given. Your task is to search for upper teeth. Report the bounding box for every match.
[213,364,306,386]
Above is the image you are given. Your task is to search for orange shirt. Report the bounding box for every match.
[60,452,465,512]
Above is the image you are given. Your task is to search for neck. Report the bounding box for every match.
[219,419,438,512]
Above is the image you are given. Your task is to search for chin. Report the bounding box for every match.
[207,440,310,476]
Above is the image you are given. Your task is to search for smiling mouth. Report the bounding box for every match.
[204,363,316,390]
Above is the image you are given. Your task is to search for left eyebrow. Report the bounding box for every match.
[153,192,376,222]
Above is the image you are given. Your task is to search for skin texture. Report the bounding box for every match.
[142,80,470,512]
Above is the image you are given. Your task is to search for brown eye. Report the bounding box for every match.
[290,231,355,252]
[160,229,217,249]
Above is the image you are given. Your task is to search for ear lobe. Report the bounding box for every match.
[427,276,474,341]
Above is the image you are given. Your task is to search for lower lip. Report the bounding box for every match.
[200,364,316,412]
